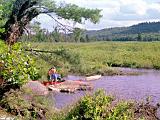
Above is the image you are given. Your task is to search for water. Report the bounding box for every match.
[52,68,160,109]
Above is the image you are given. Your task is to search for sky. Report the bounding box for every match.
[35,0,160,30]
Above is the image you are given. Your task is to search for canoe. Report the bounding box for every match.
[42,81,62,86]
[85,75,102,81]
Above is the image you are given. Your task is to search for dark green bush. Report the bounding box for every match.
[65,90,135,120]
[0,41,40,91]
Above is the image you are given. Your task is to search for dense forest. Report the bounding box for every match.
[85,22,160,41]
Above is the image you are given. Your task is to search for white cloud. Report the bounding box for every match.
[120,2,147,15]
[36,0,160,30]
[149,3,160,12]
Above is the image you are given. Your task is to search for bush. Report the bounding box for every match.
[0,88,53,119]
[0,41,40,93]
[53,47,81,65]
[65,90,135,120]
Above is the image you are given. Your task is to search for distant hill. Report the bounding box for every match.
[85,22,160,41]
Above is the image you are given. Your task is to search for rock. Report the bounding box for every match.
[24,81,49,96]
[0,110,14,120]
[48,80,93,93]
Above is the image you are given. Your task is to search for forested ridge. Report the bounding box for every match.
[85,21,160,41]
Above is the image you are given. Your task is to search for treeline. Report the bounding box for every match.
[21,21,160,42]
[21,23,93,42]
[85,21,160,42]
[21,32,160,43]
[94,33,160,41]
[21,30,93,42]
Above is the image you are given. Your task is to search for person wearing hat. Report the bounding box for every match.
[48,66,62,82]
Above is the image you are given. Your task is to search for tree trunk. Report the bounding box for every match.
[1,0,39,45]
[5,22,21,45]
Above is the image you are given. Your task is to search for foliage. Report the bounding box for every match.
[0,41,40,90]
[0,0,102,44]
[73,28,84,42]
[1,88,159,120]
[85,21,160,42]
[0,0,9,34]
[26,42,160,79]
[53,47,81,65]
[0,40,7,52]
[29,41,160,80]
[55,3,102,24]
[137,33,142,41]
[22,22,160,43]
[65,90,134,120]
[0,88,53,119]
[1,89,33,119]
[25,46,82,79]
[63,90,159,120]
[26,42,117,79]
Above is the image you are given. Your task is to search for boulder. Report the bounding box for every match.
[24,81,49,95]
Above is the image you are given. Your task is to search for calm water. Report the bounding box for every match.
[51,68,160,109]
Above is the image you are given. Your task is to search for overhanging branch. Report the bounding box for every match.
[45,13,74,32]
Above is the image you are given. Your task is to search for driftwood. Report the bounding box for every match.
[25,49,58,54]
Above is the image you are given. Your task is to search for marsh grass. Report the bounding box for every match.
[28,41,160,79]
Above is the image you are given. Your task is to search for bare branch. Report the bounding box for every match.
[45,13,74,32]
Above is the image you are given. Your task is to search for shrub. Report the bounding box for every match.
[0,88,53,120]
[65,90,135,120]
[0,41,40,94]
[53,47,81,65]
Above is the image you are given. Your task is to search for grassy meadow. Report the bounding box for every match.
[28,41,160,79]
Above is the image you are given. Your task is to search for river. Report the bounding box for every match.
[50,68,160,109]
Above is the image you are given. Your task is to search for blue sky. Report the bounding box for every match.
[35,0,160,30]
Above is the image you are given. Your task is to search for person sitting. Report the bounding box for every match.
[48,66,62,82]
